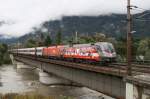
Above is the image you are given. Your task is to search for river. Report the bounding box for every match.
[0,65,113,99]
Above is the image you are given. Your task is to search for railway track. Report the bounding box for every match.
[109,63,150,74]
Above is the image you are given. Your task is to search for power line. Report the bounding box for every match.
[137,12,150,18]
[130,5,150,16]
[131,8,144,12]
[136,7,150,12]
[130,5,150,11]
[134,18,150,21]
[130,5,150,21]
[136,17,150,20]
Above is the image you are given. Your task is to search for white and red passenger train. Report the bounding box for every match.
[11,42,116,63]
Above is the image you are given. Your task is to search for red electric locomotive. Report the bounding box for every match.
[42,42,116,63]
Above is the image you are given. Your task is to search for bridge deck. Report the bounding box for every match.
[15,55,127,77]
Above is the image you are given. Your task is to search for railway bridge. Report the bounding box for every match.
[11,54,150,99]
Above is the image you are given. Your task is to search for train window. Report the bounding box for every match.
[108,44,115,53]
[101,43,115,53]
[37,49,41,52]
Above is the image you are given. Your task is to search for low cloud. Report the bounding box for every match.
[0,0,149,37]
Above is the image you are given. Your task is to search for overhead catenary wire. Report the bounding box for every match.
[137,12,150,18]
[131,8,145,12]
[130,5,150,22]
[134,18,150,21]
[130,5,150,11]
[130,5,150,15]
[135,7,150,12]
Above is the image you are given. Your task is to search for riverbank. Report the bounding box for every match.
[0,65,112,99]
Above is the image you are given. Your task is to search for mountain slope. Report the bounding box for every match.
[1,11,150,44]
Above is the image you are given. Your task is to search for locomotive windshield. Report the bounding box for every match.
[105,44,114,53]
[101,43,115,53]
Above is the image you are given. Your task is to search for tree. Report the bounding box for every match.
[145,50,150,60]
[25,39,37,48]
[137,38,150,60]
[137,38,150,55]
[114,37,127,62]
[44,35,52,46]
[78,33,107,44]
[132,38,140,58]
[115,41,126,57]
[92,33,106,42]
[0,43,11,65]
[0,43,6,53]
[40,33,44,42]
[56,30,62,45]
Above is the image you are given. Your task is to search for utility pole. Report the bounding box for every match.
[75,31,78,43]
[127,0,132,76]
[17,41,20,56]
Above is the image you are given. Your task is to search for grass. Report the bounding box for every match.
[0,93,73,99]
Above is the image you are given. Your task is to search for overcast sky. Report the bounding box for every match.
[0,0,150,37]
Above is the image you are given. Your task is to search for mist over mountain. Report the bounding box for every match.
[43,12,150,38]
[43,14,126,38]
[1,11,150,44]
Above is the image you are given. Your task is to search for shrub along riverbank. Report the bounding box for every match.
[0,43,11,65]
[0,93,73,99]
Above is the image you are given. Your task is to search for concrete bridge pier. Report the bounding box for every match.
[39,70,79,86]
[126,82,142,99]
[35,59,82,86]
[10,54,34,69]
[16,62,32,69]
[126,75,150,99]
[10,54,15,64]
[13,60,33,69]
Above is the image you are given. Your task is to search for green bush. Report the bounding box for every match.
[0,93,73,99]
[0,43,11,65]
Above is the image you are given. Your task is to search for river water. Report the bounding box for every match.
[0,65,113,99]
